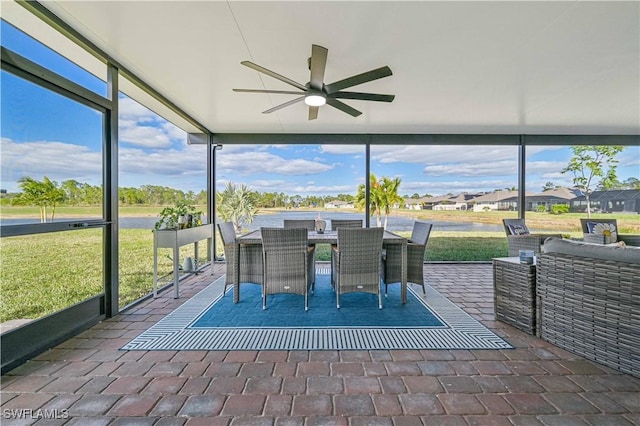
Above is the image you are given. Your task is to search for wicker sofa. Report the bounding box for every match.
[537,238,640,377]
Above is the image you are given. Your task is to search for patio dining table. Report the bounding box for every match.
[233,229,408,304]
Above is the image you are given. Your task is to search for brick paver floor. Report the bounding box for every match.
[1,262,638,425]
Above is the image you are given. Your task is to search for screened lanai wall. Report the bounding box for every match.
[1,1,639,373]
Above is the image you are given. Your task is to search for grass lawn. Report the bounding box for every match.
[1,204,631,323]
[1,228,511,323]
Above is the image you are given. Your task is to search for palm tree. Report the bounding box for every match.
[16,176,65,223]
[216,182,258,233]
[355,173,402,228]
[379,176,403,229]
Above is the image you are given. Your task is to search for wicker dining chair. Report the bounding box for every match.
[217,222,263,296]
[283,219,317,285]
[579,218,640,245]
[330,219,363,230]
[283,219,316,231]
[332,227,384,309]
[383,221,432,295]
[502,219,562,256]
[260,227,315,311]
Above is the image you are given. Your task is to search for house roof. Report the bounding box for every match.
[573,189,640,201]
[471,190,521,203]
[528,187,582,201]
[4,1,639,135]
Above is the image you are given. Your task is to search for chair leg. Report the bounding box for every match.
[262,292,267,310]
[378,291,382,310]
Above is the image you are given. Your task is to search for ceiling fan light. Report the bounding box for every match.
[304,94,326,106]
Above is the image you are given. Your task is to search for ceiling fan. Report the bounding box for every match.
[233,44,395,120]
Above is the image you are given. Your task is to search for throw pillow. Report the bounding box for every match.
[508,223,530,236]
[586,221,618,241]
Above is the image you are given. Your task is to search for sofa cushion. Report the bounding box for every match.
[586,221,618,241]
[508,223,530,236]
[543,237,640,264]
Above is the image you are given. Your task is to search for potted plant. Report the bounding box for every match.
[155,202,201,230]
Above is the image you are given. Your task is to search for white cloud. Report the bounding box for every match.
[118,97,157,123]
[217,151,333,176]
[119,124,173,148]
[371,145,519,164]
[320,145,365,155]
[1,138,102,190]
[215,176,354,195]
[423,159,517,177]
[401,179,510,195]
[118,97,187,149]
[1,137,208,192]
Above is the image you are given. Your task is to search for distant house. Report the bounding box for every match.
[325,200,354,209]
[470,190,520,212]
[526,187,580,211]
[420,195,452,210]
[404,198,424,210]
[433,193,473,211]
[570,189,640,214]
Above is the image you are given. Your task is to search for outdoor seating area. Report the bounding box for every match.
[502,219,563,257]
[3,261,639,424]
[228,220,412,309]
[537,238,640,377]
[2,2,640,424]
[580,218,640,246]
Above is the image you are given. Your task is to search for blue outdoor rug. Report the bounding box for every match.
[191,277,444,329]
[122,272,511,351]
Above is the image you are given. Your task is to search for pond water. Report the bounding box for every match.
[0,211,503,232]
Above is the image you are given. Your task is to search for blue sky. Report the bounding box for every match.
[2,20,638,197]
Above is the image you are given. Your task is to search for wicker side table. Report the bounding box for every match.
[493,257,537,335]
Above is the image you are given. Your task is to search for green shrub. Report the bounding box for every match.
[550,204,570,215]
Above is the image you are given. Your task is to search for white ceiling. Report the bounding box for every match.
[6,1,640,135]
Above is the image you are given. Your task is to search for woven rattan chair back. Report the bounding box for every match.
[330,219,363,230]
[334,227,384,309]
[410,221,432,245]
[501,219,563,256]
[218,221,237,245]
[260,227,314,311]
[217,222,263,296]
[283,219,316,231]
[383,221,432,295]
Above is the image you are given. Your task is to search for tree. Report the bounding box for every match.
[216,182,258,233]
[622,177,640,189]
[542,181,559,192]
[561,145,625,218]
[379,176,403,229]
[354,173,402,228]
[16,176,65,222]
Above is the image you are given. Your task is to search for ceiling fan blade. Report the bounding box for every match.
[325,66,393,94]
[326,98,362,117]
[328,91,395,102]
[308,106,319,120]
[263,96,305,114]
[309,44,328,91]
[233,88,305,95]
[241,61,308,91]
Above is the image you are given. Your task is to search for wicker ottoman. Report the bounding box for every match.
[493,257,537,335]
